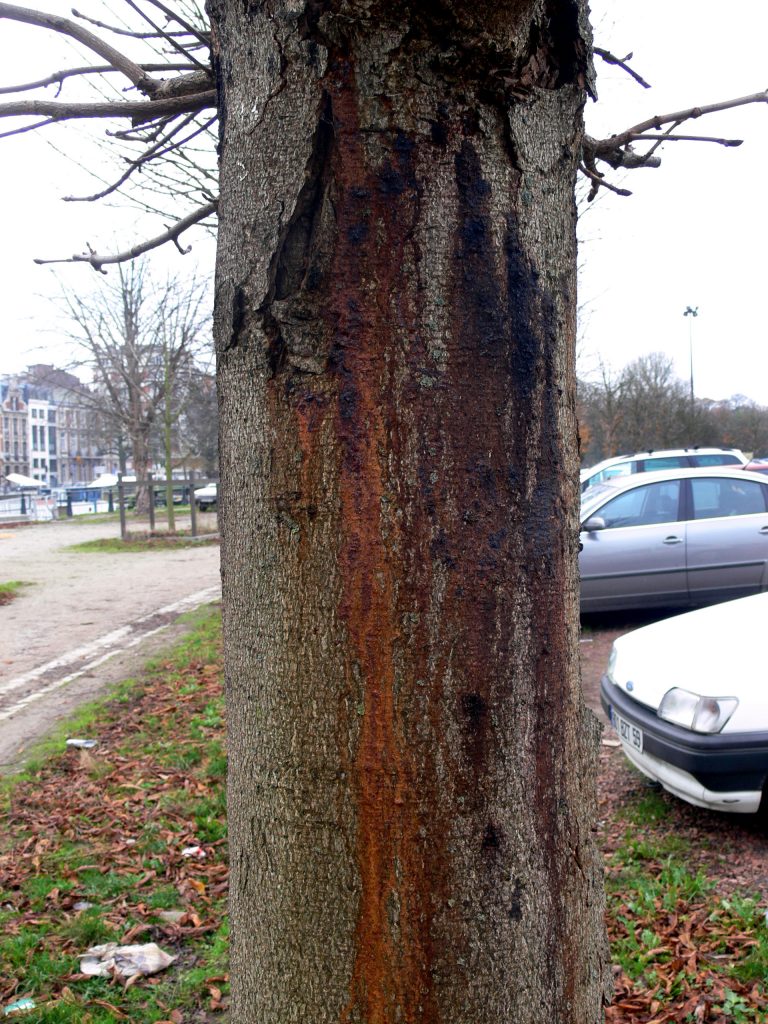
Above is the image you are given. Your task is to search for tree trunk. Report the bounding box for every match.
[210,1,609,1020]
[131,424,152,516]
[163,343,176,532]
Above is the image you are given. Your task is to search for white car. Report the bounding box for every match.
[580,447,746,492]
[601,592,768,814]
[194,482,218,511]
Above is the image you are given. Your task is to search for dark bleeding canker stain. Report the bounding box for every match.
[481,823,502,852]
[461,691,487,731]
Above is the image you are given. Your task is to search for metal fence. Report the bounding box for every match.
[0,473,214,538]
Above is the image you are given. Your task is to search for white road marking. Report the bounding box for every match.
[0,586,220,721]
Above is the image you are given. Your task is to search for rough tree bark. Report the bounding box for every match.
[209,1,609,1020]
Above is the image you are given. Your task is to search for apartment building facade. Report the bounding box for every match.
[0,366,119,490]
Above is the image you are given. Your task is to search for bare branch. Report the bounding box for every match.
[593,47,651,89]
[0,63,200,96]
[0,91,217,126]
[122,0,209,72]
[593,89,768,158]
[108,115,177,142]
[0,3,159,96]
[65,114,216,202]
[629,133,744,147]
[71,7,204,41]
[578,162,632,202]
[66,113,200,201]
[34,200,218,271]
[141,0,211,49]
[0,115,55,139]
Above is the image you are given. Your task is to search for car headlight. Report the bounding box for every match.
[658,688,738,734]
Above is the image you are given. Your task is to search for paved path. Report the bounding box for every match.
[0,516,220,768]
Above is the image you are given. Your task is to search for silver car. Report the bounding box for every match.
[580,468,768,612]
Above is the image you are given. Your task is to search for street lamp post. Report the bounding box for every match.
[683,305,698,431]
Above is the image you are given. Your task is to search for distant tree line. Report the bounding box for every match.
[578,352,768,464]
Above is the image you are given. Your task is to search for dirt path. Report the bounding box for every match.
[0,516,220,768]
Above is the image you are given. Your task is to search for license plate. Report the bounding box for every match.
[611,709,643,753]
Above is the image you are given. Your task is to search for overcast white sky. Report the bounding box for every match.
[0,2,766,401]
[579,0,768,404]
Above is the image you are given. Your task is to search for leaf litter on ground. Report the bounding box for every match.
[0,605,228,1023]
[1,602,767,1021]
[599,744,768,1022]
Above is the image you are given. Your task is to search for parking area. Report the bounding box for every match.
[0,518,220,768]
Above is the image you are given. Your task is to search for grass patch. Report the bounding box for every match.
[622,784,672,826]
[0,605,228,1020]
[0,580,30,605]
[67,532,219,553]
[605,791,768,1020]
[5,593,765,1021]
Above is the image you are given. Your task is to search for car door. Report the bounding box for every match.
[686,476,768,603]
[580,479,687,612]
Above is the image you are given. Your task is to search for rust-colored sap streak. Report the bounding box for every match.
[326,59,437,1024]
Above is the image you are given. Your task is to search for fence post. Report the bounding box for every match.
[20,493,26,515]
[117,473,127,540]
[189,470,198,538]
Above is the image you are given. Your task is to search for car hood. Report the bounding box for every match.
[607,593,768,728]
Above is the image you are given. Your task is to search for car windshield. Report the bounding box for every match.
[580,482,616,517]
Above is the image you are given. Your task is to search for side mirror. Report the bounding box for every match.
[582,516,606,533]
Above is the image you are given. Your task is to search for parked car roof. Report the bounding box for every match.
[580,447,747,491]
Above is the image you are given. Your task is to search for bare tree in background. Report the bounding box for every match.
[577,356,768,464]
[59,259,210,517]
[167,365,218,479]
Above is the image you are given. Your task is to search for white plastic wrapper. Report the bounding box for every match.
[80,942,177,979]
